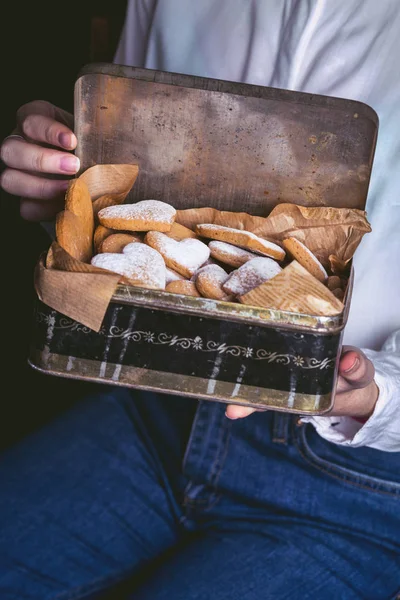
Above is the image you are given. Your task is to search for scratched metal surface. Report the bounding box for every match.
[74,63,378,215]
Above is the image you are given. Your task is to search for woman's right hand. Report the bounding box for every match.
[0,100,80,221]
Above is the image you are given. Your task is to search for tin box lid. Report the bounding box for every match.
[74,63,378,216]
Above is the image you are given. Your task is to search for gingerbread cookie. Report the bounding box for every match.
[223,257,282,296]
[94,225,114,253]
[326,275,342,291]
[282,237,327,282]
[56,178,94,262]
[195,224,285,261]
[165,222,197,241]
[99,233,142,254]
[98,200,176,232]
[145,231,210,277]
[195,264,233,301]
[166,281,201,297]
[91,243,166,289]
[208,241,256,268]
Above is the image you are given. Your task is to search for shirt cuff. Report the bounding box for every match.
[302,347,400,452]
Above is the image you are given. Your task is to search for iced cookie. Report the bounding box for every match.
[223,257,282,296]
[195,224,285,261]
[208,240,256,268]
[282,237,327,282]
[195,264,233,301]
[98,200,176,232]
[166,281,201,297]
[145,231,210,277]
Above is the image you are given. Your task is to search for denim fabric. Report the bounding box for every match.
[0,388,399,600]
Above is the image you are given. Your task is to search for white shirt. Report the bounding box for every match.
[115,0,400,451]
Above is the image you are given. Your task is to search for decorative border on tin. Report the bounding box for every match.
[36,312,335,370]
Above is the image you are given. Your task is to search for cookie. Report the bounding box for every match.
[166,281,201,297]
[120,242,166,289]
[56,178,94,262]
[326,275,342,291]
[282,237,327,282]
[195,224,285,260]
[91,243,165,289]
[91,253,137,280]
[94,225,114,253]
[195,264,233,301]
[99,233,142,254]
[239,261,344,316]
[145,231,210,278]
[165,222,197,241]
[331,287,345,301]
[208,241,256,268]
[98,200,176,232]
[223,257,282,296]
[56,210,93,263]
[165,268,186,284]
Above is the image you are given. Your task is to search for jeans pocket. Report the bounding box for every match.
[294,422,400,497]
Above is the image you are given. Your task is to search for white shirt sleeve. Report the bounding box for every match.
[303,330,400,452]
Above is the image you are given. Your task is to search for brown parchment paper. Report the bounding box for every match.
[35,164,139,331]
[176,203,371,268]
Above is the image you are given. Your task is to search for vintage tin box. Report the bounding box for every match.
[29,63,378,414]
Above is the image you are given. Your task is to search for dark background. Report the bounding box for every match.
[1,1,127,449]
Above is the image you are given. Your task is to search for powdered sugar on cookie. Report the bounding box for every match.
[195,264,233,301]
[195,224,285,261]
[223,257,282,296]
[98,200,176,232]
[208,241,256,267]
[145,231,210,277]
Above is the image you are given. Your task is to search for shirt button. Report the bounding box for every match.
[296,417,304,427]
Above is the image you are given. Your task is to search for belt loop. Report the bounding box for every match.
[272,412,291,444]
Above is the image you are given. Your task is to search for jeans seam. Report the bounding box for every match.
[294,423,400,497]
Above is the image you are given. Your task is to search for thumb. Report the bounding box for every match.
[338,346,375,389]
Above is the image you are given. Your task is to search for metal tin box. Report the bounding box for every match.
[29,64,378,414]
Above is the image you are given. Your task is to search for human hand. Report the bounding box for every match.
[0,100,79,221]
[226,345,379,420]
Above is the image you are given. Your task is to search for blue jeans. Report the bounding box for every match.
[0,388,399,600]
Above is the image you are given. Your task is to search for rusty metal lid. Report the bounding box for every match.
[75,63,378,215]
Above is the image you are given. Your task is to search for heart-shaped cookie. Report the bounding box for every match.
[98,200,176,232]
[145,231,210,277]
[122,242,166,288]
[223,257,282,296]
[92,242,166,289]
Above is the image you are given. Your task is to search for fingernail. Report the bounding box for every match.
[225,411,238,420]
[58,132,73,149]
[344,357,359,373]
[60,155,80,173]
